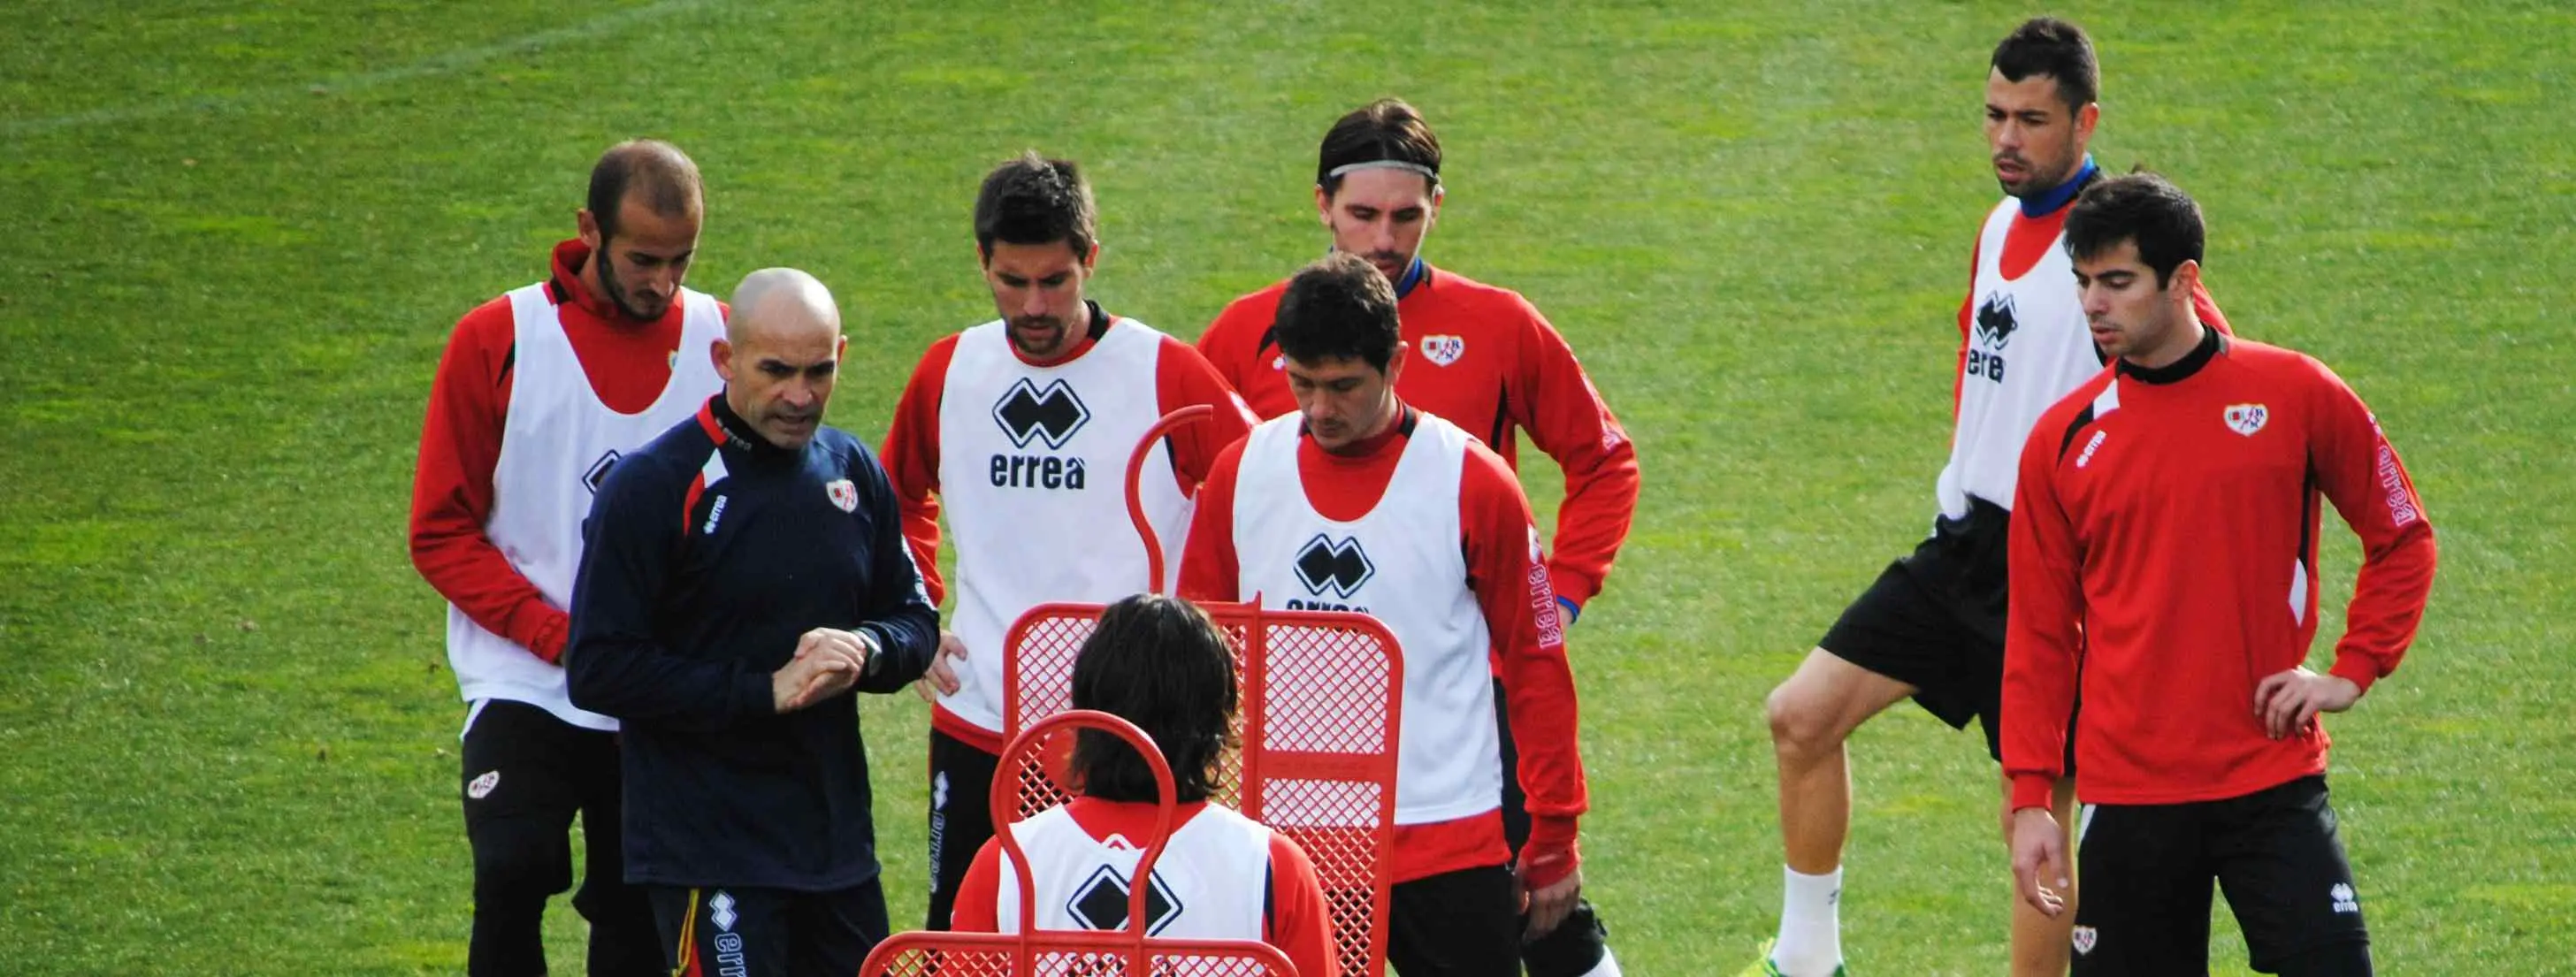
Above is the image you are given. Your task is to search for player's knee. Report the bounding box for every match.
[1765,682,1838,759]
[2267,939,2372,977]
[471,821,572,904]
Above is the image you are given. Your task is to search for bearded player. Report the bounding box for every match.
[1751,19,2233,977]
[880,152,1255,930]
[1196,97,1634,977]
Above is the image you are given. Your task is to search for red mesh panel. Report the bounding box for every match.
[862,710,1307,977]
[1002,603,1401,977]
[863,933,1298,977]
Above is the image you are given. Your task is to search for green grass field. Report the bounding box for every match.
[4,1,2571,973]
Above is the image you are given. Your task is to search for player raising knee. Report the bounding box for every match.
[1752,19,2231,977]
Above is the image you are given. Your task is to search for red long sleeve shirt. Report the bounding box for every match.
[950,798,1336,977]
[1177,408,1587,883]
[1196,266,1638,608]
[2004,330,2436,809]
[409,240,719,663]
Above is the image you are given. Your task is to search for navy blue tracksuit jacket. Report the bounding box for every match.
[566,394,937,891]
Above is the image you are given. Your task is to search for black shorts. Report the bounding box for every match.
[647,879,889,977]
[459,698,660,975]
[1494,679,1611,977]
[2073,775,2372,976]
[1819,498,2072,765]
[1386,865,1521,977]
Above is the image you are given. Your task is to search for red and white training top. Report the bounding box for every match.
[951,798,1334,977]
[882,309,1254,750]
[1196,264,1638,610]
[2005,331,2437,810]
[1941,194,2234,520]
[1179,407,1586,883]
[410,239,725,731]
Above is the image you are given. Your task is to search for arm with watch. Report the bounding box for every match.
[772,446,944,710]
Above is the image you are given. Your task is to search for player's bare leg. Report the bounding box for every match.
[1758,648,1917,975]
[2003,775,2081,976]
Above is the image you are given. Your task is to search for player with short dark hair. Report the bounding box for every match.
[1750,19,2235,976]
[411,138,720,976]
[949,594,1334,977]
[1196,98,1635,977]
[973,151,1100,262]
[1184,252,1591,977]
[882,151,1255,930]
[2006,172,2435,976]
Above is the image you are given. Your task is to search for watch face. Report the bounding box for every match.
[859,630,885,675]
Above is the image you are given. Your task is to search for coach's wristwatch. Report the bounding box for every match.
[856,628,886,676]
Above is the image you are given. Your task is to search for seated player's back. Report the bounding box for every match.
[947,594,1336,977]
[952,796,1332,976]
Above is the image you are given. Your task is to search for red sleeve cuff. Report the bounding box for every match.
[2009,774,2057,812]
[2328,654,2382,694]
[522,609,570,665]
[1547,566,1600,608]
[1518,815,1580,889]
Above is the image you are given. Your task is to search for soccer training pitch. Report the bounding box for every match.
[2,2,2568,973]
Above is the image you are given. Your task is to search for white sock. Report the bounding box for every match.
[1573,947,1623,977]
[1771,865,1844,975]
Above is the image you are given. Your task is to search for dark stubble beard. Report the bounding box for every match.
[1008,314,1071,357]
[595,240,669,321]
[2000,134,2084,202]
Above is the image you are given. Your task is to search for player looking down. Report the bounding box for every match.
[1751,19,2232,977]
[1183,252,1588,977]
[880,151,1254,930]
[1196,97,1633,977]
[2005,171,2435,977]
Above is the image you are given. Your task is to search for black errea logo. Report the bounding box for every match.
[993,378,1090,450]
[1968,292,2016,383]
[1066,866,1181,935]
[583,451,621,493]
[1975,293,2020,349]
[1294,535,1374,599]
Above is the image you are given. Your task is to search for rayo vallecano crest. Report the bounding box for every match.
[2224,403,2269,436]
[825,478,860,513]
[1420,334,1465,367]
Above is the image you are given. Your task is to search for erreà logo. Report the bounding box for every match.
[1975,293,2020,349]
[1294,534,1373,599]
[992,378,1090,450]
[1066,865,1182,935]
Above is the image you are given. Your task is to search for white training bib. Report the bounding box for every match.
[934,319,1193,735]
[994,804,1272,940]
[1936,196,2106,519]
[447,283,724,731]
[1232,413,1501,826]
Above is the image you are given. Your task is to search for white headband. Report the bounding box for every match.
[1323,160,1440,182]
